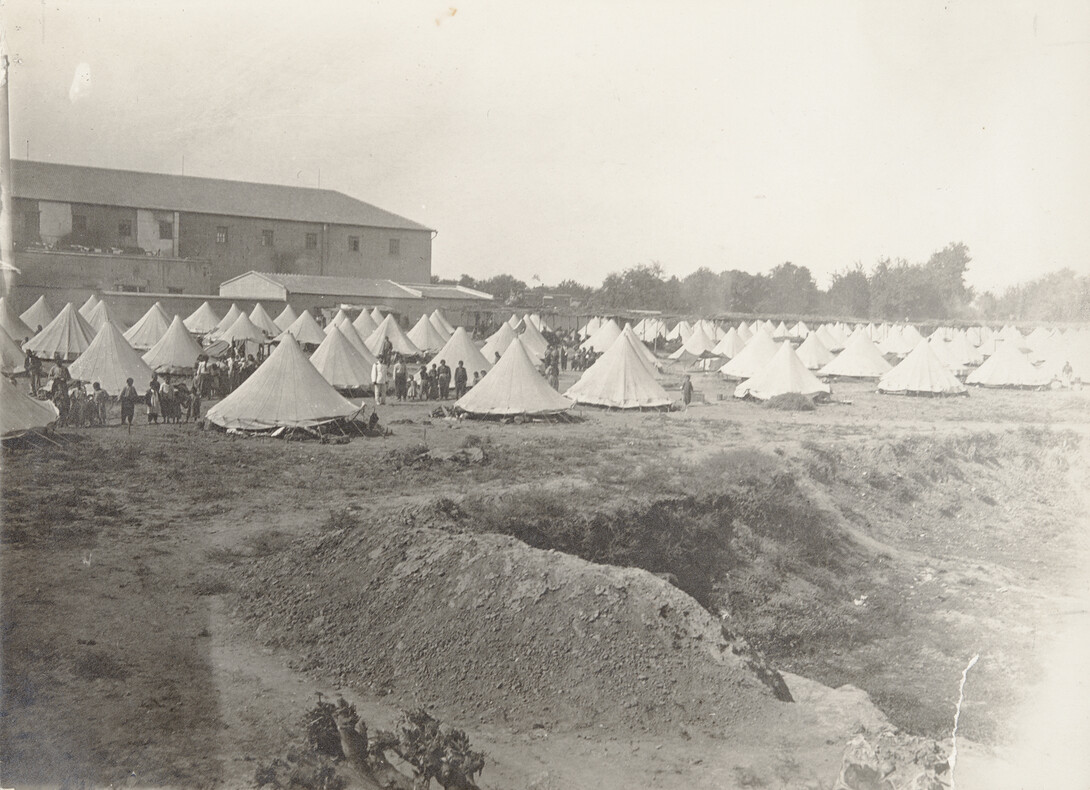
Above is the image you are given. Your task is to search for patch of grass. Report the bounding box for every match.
[764,392,815,411]
[244,529,292,557]
[192,575,233,596]
[322,507,360,532]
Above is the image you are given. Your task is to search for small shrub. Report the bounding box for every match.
[323,508,360,532]
[245,529,292,557]
[764,393,815,411]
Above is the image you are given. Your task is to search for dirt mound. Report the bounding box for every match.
[234,522,790,734]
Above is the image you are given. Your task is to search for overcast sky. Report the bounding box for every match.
[4,0,1088,292]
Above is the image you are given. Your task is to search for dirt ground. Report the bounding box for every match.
[2,367,1089,789]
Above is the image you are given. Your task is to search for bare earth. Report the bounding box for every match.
[2,369,1089,789]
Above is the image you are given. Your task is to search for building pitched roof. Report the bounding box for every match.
[221,271,421,300]
[12,160,432,232]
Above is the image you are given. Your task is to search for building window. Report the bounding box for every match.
[72,214,88,232]
[159,220,173,240]
[348,236,360,252]
[388,238,400,255]
[305,233,318,250]
[216,226,228,244]
[262,229,274,247]
[167,286,183,294]
[24,212,40,235]
[119,284,147,293]
[118,220,132,238]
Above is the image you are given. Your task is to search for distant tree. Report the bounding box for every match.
[868,257,947,321]
[475,274,528,304]
[758,262,819,315]
[993,269,1090,321]
[596,262,682,311]
[723,270,769,314]
[925,242,973,315]
[680,267,727,315]
[826,264,871,318]
[553,278,597,302]
[457,274,479,288]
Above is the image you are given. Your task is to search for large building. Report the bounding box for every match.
[10,160,434,298]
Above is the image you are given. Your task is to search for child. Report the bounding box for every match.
[120,378,139,425]
[92,382,109,426]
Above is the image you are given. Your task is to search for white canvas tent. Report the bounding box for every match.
[818,330,892,378]
[428,326,492,374]
[20,295,55,331]
[280,310,328,346]
[123,302,172,350]
[184,301,221,335]
[1,375,59,438]
[793,332,834,370]
[249,303,281,337]
[581,318,622,353]
[455,336,573,417]
[273,304,298,332]
[430,309,456,336]
[330,315,377,365]
[1,327,26,374]
[621,324,662,373]
[878,340,967,396]
[218,312,266,345]
[406,314,447,354]
[565,332,672,409]
[142,316,204,374]
[965,344,1050,389]
[85,300,127,333]
[206,334,359,431]
[24,303,96,360]
[352,309,379,339]
[711,327,747,359]
[719,329,779,380]
[734,341,830,401]
[309,326,374,391]
[365,314,421,357]
[0,297,33,341]
[70,321,156,394]
[668,322,718,360]
[78,294,100,318]
[519,319,550,360]
[480,322,518,363]
[213,303,244,336]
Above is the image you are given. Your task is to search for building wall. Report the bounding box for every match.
[39,201,72,243]
[13,249,213,296]
[14,197,432,296]
[136,209,178,256]
[178,212,431,285]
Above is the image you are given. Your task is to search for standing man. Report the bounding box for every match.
[26,350,41,396]
[120,377,139,426]
[371,356,388,406]
[453,361,468,399]
[437,359,452,400]
[393,355,408,402]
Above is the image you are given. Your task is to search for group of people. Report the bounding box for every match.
[123,373,202,425]
[192,347,261,400]
[370,354,482,405]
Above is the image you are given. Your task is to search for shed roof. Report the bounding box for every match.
[220,271,493,302]
[12,160,432,232]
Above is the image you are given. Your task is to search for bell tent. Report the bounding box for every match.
[455,336,573,417]
[206,334,359,431]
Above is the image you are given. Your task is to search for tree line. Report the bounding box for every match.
[435,242,1090,322]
